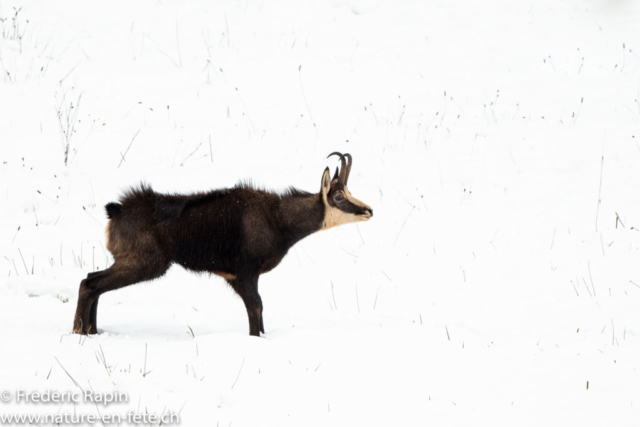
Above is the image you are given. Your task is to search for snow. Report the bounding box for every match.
[1,0,640,425]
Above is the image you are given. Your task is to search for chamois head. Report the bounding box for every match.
[320,152,373,230]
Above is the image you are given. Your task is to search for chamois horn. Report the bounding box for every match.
[343,153,352,185]
[327,152,348,184]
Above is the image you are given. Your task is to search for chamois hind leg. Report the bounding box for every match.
[73,260,168,335]
[89,294,100,334]
[79,269,108,334]
[84,269,126,334]
[73,269,106,334]
[229,274,264,337]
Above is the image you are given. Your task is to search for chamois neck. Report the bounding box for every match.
[278,192,324,244]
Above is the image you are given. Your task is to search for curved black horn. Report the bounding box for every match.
[343,153,352,185]
[327,152,347,183]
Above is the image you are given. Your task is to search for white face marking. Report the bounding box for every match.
[321,187,372,230]
[344,188,372,214]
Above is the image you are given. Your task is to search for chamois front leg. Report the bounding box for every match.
[259,307,265,334]
[230,274,264,336]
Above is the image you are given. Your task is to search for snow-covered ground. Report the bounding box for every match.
[1,0,639,425]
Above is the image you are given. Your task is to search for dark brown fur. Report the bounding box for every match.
[73,154,372,336]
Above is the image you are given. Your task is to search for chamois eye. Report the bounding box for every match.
[334,193,345,202]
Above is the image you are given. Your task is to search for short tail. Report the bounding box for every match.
[105,202,122,219]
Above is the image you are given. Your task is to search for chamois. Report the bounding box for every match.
[73,152,373,336]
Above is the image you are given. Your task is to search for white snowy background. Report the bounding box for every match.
[1,0,639,425]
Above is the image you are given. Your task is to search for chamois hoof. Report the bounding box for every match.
[72,321,97,335]
[72,328,98,335]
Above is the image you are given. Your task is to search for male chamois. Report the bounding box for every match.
[73,152,373,336]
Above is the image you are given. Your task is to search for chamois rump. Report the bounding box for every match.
[73,152,373,336]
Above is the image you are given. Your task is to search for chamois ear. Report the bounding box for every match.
[331,167,339,183]
[320,167,331,197]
